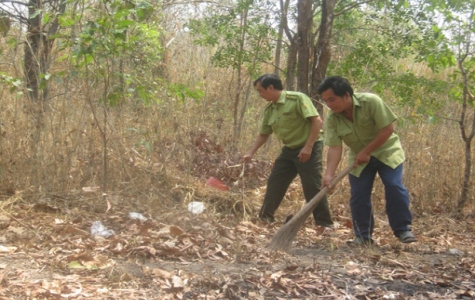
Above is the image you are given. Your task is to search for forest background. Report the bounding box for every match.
[0,0,474,298]
[0,0,473,217]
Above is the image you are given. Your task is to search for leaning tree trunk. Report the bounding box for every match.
[310,0,336,115]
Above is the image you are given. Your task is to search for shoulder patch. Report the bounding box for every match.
[286,94,298,100]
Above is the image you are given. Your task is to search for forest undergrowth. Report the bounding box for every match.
[0,129,473,299]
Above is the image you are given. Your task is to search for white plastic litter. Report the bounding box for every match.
[90,221,115,237]
[447,248,464,255]
[129,212,147,221]
[187,202,205,214]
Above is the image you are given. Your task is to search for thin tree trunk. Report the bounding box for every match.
[232,8,248,149]
[286,39,298,90]
[297,0,312,95]
[24,0,42,102]
[275,0,290,76]
[310,0,336,115]
[279,0,297,90]
[24,0,66,102]
[458,141,472,212]
[457,58,475,213]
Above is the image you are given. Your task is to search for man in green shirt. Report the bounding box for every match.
[317,76,417,245]
[242,74,333,227]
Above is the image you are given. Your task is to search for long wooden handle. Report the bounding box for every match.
[285,164,354,227]
[268,164,355,251]
[329,164,354,189]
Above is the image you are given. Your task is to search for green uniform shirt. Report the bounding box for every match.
[259,91,322,149]
[324,92,405,177]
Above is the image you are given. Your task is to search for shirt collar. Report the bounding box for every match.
[352,94,361,107]
[275,91,287,104]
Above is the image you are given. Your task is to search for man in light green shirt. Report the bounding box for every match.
[318,76,417,245]
[242,74,333,227]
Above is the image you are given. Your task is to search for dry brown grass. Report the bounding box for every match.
[0,29,473,231]
[0,40,473,300]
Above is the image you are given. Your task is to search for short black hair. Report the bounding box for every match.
[253,74,284,90]
[316,76,354,98]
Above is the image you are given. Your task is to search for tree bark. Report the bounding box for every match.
[275,0,291,76]
[457,59,475,214]
[24,0,66,102]
[24,0,42,102]
[285,38,298,90]
[297,0,312,95]
[310,0,336,115]
[232,7,249,150]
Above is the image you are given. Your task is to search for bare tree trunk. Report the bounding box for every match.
[310,0,336,115]
[24,0,42,102]
[297,0,312,95]
[275,0,291,76]
[458,141,472,212]
[285,39,298,90]
[24,0,66,102]
[278,0,297,90]
[457,58,475,214]
[232,7,249,149]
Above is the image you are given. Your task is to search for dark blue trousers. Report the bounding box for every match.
[348,156,413,239]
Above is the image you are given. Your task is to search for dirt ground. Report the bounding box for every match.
[0,194,474,300]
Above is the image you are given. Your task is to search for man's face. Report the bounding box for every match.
[255,82,277,102]
[321,88,351,113]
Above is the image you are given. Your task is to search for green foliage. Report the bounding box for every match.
[136,1,154,22]
[186,0,275,76]
[0,15,11,36]
[0,73,23,95]
[417,1,475,106]
[63,0,163,106]
[168,83,205,103]
[58,14,75,27]
[385,73,449,111]
[328,1,461,117]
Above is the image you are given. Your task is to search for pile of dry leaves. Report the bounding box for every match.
[0,192,473,299]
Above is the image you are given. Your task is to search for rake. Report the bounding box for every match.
[268,165,354,252]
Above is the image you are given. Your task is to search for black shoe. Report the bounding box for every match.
[398,231,418,243]
[259,216,275,223]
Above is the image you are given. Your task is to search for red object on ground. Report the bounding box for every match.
[206,177,229,191]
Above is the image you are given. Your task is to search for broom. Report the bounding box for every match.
[268,165,354,252]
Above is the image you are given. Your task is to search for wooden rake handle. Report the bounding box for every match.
[268,164,354,252]
[328,164,355,191]
[288,164,354,226]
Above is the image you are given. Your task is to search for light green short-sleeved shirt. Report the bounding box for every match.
[324,92,405,177]
[259,91,322,149]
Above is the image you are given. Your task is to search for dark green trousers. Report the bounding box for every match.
[259,141,333,226]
